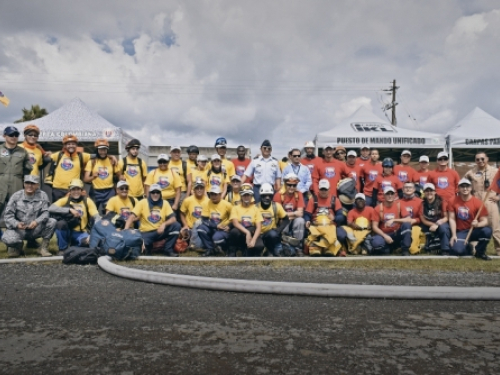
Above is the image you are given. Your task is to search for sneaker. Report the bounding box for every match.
[401,251,410,256]
[7,247,21,258]
[282,235,301,247]
[475,253,492,261]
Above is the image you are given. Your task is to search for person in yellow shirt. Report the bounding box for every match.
[169,145,188,195]
[19,124,49,177]
[213,137,236,178]
[48,135,91,202]
[228,183,264,257]
[117,139,147,200]
[186,145,202,174]
[84,138,118,213]
[180,177,208,250]
[226,175,255,206]
[125,183,181,256]
[207,154,229,198]
[105,180,137,223]
[144,154,182,210]
[48,178,99,254]
[187,154,209,196]
[197,185,233,257]
[256,183,289,257]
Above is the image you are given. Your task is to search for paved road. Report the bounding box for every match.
[1,263,500,374]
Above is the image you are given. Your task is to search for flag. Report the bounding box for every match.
[0,91,10,107]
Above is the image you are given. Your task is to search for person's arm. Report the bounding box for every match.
[3,198,19,229]
[124,213,138,229]
[157,214,177,234]
[222,182,228,198]
[397,188,403,199]
[34,198,50,225]
[372,220,392,244]
[274,177,281,193]
[248,221,262,248]
[334,209,346,226]
[172,187,181,211]
[448,211,457,246]
[276,216,291,234]
[473,215,489,228]
[371,188,379,207]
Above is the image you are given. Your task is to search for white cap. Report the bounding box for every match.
[419,155,429,163]
[230,175,241,181]
[284,172,299,181]
[437,151,449,159]
[360,145,370,150]
[355,193,366,201]
[157,153,169,162]
[209,185,222,194]
[458,178,472,186]
[347,150,357,157]
[383,186,396,194]
[193,177,205,187]
[423,183,435,191]
[117,180,129,189]
[304,141,315,148]
[324,144,335,150]
[170,146,181,152]
[318,179,330,190]
[401,150,411,156]
[197,154,208,162]
[149,184,162,192]
[211,154,221,161]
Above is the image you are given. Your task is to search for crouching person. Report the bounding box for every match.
[419,183,451,254]
[448,178,492,260]
[256,183,289,257]
[125,183,181,257]
[3,175,56,257]
[227,183,264,257]
[49,179,99,255]
[180,177,209,250]
[304,179,344,257]
[337,193,374,255]
[371,186,412,255]
[197,185,233,257]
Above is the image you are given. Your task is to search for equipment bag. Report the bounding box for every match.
[62,246,101,265]
[90,218,143,260]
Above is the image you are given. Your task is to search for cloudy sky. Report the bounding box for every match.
[0,0,499,157]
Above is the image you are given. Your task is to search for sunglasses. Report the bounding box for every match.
[262,146,272,151]
[150,191,161,194]
[458,185,471,188]
[385,192,396,195]
[118,187,129,191]
[158,161,169,164]
[476,158,485,162]
[6,133,19,138]
[26,133,39,138]
[292,155,301,158]
[438,157,448,161]
[319,188,328,191]
[335,151,346,155]
[286,184,297,187]
[424,189,435,193]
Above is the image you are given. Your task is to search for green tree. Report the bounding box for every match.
[14,104,48,123]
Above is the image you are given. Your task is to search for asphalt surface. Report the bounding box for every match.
[1,263,500,374]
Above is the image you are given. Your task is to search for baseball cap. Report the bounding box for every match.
[149,184,162,193]
[401,150,411,156]
[458,178,472,186]
[419,156,429,163]
[193,177,205,187]
[324,144,335,150]
[304,141,315,148]
[347,150,357,157]
[209,185,222,194]
[170,146,181,152]
[117,180,129,189]
[215,137,227,148]
[437,151,449,159]
[69,179,84,189]
[211,154,221,161]
[240,183,254,195]
[423,183,435,191]
[318,179,330,190]
[157,153,170,162]
[354,193,366,201]
[230,175,242,181]
[261,139,272,148]
[383,186,396,194]
[360,145,370,150]
[3,126,20,137]
[24,175,39,184]
[197,154,208,162]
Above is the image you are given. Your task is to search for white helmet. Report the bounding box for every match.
[259,183,274,195]
[304,141,315,148]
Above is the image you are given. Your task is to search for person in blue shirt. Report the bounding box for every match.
[282,147,312,207]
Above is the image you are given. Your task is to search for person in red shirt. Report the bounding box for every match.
[448,178,492,260]
[371,158,403,206]
[394,149,416,184]
[356,146,371,168]
[413,155,431,188]
[371,186,412,255]
[232,145,252,183]
[301,141,320,179]
[361,149,382,207]
[428,151,460,201]
[345,150,362,192]
[419,182,450,254]
[399,182,422,225]
[312,144,348,195]
[337,193,374,254]
[334,146,347,162]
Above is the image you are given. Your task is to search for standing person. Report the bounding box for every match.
[413,155,431,188]
[117,139,147,200]
[281,147,312,203]
[168,146,189,202]
[212,137,236,177]
[312,144,348,196]
[144,154,182,211]
[301,141,319,178]
[489,167,500,255]
[356,146,370,168]
[232,145,252,183]
[344,150,362,193]
[2,175,56,258]
[20,124,50,177]
[428,151,460,202]
[419,183,451,254]
[371,158,403,206]
[394,150,416,184]
[334,146,347,162]
[361,149,383,207]
[242,140,281,203]
[463,152,499,256]
[84,139,117,213]
[207,154,229,198]
[124,183,181,257]
[186,145,201,173]
[0,126,33,218]
[448,178,492,260]
[228,183,264,257]
[180,177,208,250]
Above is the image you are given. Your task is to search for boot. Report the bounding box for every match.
[27,239,40,248]
[202,249,212,257]
[7,243,24,258]
[37,239,52,257]
[227,247,237,257]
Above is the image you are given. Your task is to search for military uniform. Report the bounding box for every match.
[0,144,32,214]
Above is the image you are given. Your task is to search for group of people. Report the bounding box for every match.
[0,124,498,260]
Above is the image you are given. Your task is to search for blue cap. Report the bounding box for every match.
[3,126,20,137]
[215,137,227,147]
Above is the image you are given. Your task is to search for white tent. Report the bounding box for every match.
[446,107,500,149]
[315,106,446,149]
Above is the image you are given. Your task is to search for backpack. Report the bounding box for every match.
[48,151,84,181]
[62,246,101,265]
[122,156,144,178]
[89,218,143,260]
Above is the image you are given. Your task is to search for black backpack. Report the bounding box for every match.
[62,246,102,265]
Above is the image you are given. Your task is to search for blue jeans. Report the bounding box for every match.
[365,195,374,207]
[371,222,412,255]
[451,227,492,256]
[141,222,181,255]
[421,223,451,252]
[261,229,281,255]
[90,187,115,213]
[253,185,261,203]
[197,224,229,253]
[55,229,89,251]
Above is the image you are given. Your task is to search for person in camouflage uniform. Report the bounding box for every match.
[2,175,56,257]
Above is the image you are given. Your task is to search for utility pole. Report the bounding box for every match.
[383,79,399,126]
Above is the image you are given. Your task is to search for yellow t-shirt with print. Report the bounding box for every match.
[209,158,235,178]
[230,204,263,228]
[189,169,209,190]
[85,158,117,189]
[106,195,137,220]
[257,202,287,233]
[19,143,43,176]
[180,194,209,228]
[53,196,99,232]
[169,159,187,192]
[117,156,148,198]
[202,200,233,227]
[207,170,229,190]
[132,198,174,232]
[144,168,182,200]
[51,152,91,189]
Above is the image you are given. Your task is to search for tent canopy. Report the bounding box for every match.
[316,106,445,149]
[446,107,500,148]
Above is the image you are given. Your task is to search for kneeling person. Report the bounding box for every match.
[180,177,209,250]
[419,183,451,254]
[3,175,56,257]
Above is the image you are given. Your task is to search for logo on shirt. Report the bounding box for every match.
[210,175,222,186]
[127,166,138,177]
[437,177,448,189]
[1,149,9,157]
[384,213,395,227]
[97,167,109,179]
[350,172,357,181]
[307,164,314,172]
[368,171,378,181]
[398,171,408,182]
[119,207,131,219]
[61,158,74,171]
[148,209,162,224]
[262,212,273,227]
[241,215,252,228]
[72,203,84,217]
[419,176,428,186]
[236,166,245,176]
[284,203,294,212]
[405,206,414,218]
[324,167,335,178]
[158,176,170,188]
[381,180,392,190]
[457,206,469,221]
[28,152,36,164]
[210,212,221,224]
[193,206,202,219]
